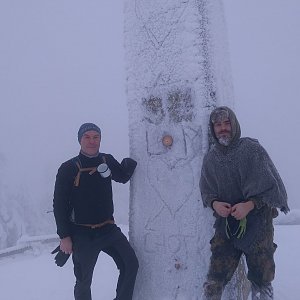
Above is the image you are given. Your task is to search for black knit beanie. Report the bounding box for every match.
[78,123,101,143]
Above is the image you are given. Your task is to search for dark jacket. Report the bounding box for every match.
[53,152,136,239]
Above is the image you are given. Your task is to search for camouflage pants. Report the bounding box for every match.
[203,231,277,300]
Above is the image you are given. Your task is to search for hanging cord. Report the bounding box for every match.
[225,217,247,239]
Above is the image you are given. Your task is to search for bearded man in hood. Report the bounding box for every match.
[200,106,289,300]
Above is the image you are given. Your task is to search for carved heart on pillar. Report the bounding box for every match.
[147,157,194,215]
[135,0,190,49]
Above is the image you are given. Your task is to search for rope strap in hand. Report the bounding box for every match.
[225,217,247,239]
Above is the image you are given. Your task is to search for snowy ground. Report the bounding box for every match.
[0,222,299,300]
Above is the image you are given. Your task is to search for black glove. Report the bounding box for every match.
[51,245,70,267]
[120,158,137,180]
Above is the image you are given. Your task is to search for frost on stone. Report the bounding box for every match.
[142,96,165,125]
[167,89,194,123]
[125,0,234,298]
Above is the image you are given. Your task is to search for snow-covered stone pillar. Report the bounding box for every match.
[124,1,233,299]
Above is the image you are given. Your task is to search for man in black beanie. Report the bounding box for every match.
[53,122,139,300]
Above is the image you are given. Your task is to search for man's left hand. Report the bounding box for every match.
[231,201,254,220]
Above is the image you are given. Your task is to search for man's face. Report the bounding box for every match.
[213,118,232,146]
[80,130,101,156]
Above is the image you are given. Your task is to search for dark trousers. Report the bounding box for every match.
[203,231,276,300]
[72,225,139,300]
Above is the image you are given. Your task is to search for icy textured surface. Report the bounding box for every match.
[124,0,233,298]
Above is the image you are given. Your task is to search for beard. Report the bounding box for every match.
[217,135,232,146]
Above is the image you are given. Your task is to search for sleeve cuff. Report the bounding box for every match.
[248,198,264,209]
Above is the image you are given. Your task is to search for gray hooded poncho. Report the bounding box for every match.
[200,106,289,253]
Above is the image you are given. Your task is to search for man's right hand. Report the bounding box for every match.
[212,201,232,218]
[60,236,73,254]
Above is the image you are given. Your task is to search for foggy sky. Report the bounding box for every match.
[0,0,299,223]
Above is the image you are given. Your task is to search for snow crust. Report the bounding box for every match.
[0,223,299,300]
[124,1,234,298]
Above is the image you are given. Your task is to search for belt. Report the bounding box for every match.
[76,219,115,229]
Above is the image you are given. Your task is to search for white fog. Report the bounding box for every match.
[0,0,299,299]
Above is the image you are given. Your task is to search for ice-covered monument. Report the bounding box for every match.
[124,1,236,299]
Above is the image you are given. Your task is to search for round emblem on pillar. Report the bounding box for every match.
[162,135,173,147]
